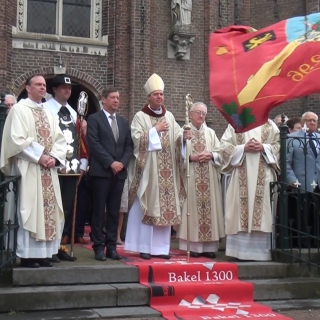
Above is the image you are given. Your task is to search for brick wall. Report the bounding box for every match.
[0,0,17,91]
[11,50,107,95]
[121,1,231,134]
[304,0,320,117]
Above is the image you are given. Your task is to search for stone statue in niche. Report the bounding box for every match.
[171,0,192,26]
[168,0,195,60]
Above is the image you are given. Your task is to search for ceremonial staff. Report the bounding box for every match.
[184,93,193,263]
[70,91,88,258]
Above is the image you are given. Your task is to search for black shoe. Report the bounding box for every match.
[95,250,107,261]
[47,254,60,263]
[140,253,151,260]
[153,254,171,259]
[20,258,39,268]
[190,251,201,258]
[202,252,216,259]
[37,259,54,267]
[106,249,121,260]
[57,249,77,261]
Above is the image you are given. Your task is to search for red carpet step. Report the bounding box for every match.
[126,259,292,320]
[81,227,291,319]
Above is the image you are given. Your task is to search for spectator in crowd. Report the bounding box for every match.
[286,112,320,192]
[286,111,320,246]
[274,114,288,127]
[4,94,17,114]
[124,73,185,260]
[286,117,302,133]
[220,119,280,261]
[2,94,17,249]
[0,74,66,268]
[178,102,225,258]
[87,87,133,261]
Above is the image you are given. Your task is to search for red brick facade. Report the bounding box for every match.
[0,0,319,136]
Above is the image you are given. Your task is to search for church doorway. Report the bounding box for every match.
[17,78,100,118]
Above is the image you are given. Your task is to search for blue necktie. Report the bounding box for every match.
[308,133,317,157]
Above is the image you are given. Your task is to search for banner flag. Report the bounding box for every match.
[209,12,320,132]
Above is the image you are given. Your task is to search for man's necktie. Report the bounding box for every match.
[308,133,317,157]
[109,115,118,142]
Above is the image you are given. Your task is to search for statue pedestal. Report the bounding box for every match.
[167,25,196,60]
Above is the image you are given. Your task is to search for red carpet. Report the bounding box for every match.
[123,256,292,320]
[82,227,291,319]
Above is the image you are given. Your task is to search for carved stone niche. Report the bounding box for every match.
[168,25,196,60]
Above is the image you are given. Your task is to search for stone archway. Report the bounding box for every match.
[11,67,104,113]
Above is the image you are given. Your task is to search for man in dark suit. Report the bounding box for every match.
[87,87,133,261]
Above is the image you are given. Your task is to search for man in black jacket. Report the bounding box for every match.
[87,87,133,261]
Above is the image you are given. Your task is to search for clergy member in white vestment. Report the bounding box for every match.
[179,102,225,258]
[220,120,280,261]
[0,75,66,268]
[124,73,185,260]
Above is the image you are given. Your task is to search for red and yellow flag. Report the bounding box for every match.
[209,13,320,132]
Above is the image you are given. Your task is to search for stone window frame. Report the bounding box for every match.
[17,0,102,40]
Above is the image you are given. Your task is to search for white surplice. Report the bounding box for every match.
[124,107,182,255]
[220,120,279,261]
[1,98,66,258]
[178,124,225,254]
[125,198,171,255]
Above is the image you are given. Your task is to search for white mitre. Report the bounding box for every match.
[144,73,164,96]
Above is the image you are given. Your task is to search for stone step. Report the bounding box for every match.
[273,248,320,264]
[252,277,320,300]
[3,276,320,313]
[13,264,139,286]
[0,310,98,320]
[262,298,320,311]
[2,300,320,320]
[0,307,162,320]
[236,261,303,279]
[12,261,306,286]
[0,283,149,313]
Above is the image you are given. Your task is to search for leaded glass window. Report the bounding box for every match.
[62,0,91,38]
[27,0,57,34]
[23,0,95,39]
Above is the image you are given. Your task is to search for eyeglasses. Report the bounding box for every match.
[5,103,14,107]
[304,119,318,123]
[191,110,207,116]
